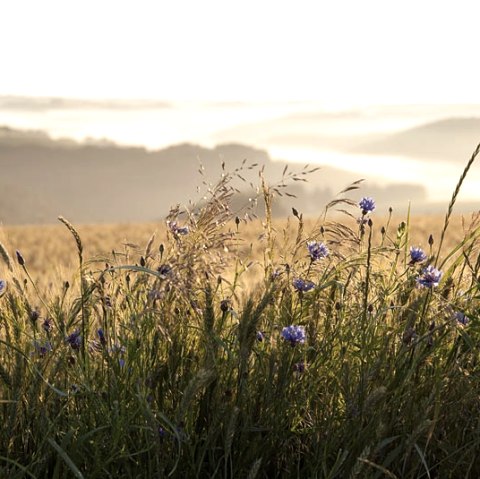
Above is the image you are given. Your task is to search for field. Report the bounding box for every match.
[0,214,467,289]
[0,159,480,478]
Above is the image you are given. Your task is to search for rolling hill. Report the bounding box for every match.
[351,118,480,161]
[0,127,427,224]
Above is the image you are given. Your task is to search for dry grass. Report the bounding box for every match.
[0,214,469,289]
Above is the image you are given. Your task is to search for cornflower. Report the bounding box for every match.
[167,221,189,236]
[307,241,329,261]
[256,331,265,342]
[417,265,443,288]
[42,318,53,333]
[293,278,315,293]
[66,329,82,350]
[409,246,427,264]
[359,197,376,214]
[33,340,52,357]
[281,325,306,346]
[97,328,107,347]
[455,311,470,326]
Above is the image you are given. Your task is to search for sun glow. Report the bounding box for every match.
[2,0,480,105]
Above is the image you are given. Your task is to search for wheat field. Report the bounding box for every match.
[0,213,469,286]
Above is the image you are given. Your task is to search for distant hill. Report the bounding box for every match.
[351,118,480,161]
[0,127,428,224]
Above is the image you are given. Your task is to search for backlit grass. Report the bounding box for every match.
[0,148,479,478]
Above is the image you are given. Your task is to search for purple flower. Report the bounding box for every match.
[256,331,265,342]
[409,246,427,264]
[167,221,189,236]
[417,265,443,288]
[455,311,470,326]
[293,278,315,293]
[157,264,172,277]
[97,328,106,347]
[281,325,306,346]
[33,340,52,357]
[0,279,6,297]
[293,361,306,373]
[176,226,189,235]
[359,197,376,214]
[307,241,329,261]
[271,268,282,280]
[66,329,82,350]
[42,318,53,333]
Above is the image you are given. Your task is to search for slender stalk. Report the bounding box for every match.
[435,141,480,266]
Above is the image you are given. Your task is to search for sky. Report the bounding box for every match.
[2,0,480,106]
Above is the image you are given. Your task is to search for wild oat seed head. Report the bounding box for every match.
[15,250,25,266]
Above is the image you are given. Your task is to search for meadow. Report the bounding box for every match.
[0,149,480,478]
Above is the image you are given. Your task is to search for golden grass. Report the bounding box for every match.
[0,214,471,288]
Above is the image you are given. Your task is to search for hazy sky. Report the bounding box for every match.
[2,0,480,106]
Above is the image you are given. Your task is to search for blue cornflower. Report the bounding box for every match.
[409,246,427,264]
[176,226,189,235]
[97,328,107,347]
[256,331,265,342]
[42,318,53,333]
[455,311,470,326]
[157,264,172,277]
[33,340,52,357]
[359,197,376,214]
[307,241,329,261]
[271,268,282,280]
[281,325,306,346]
[0,279,6,297]
[167,221,189,236]
[293,361,306,373]
[293,278,315,292]
[66,329,82,350]
[416,265,443,288]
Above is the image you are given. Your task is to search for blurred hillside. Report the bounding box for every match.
[0,126,429,224]
[351,118,480,161]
